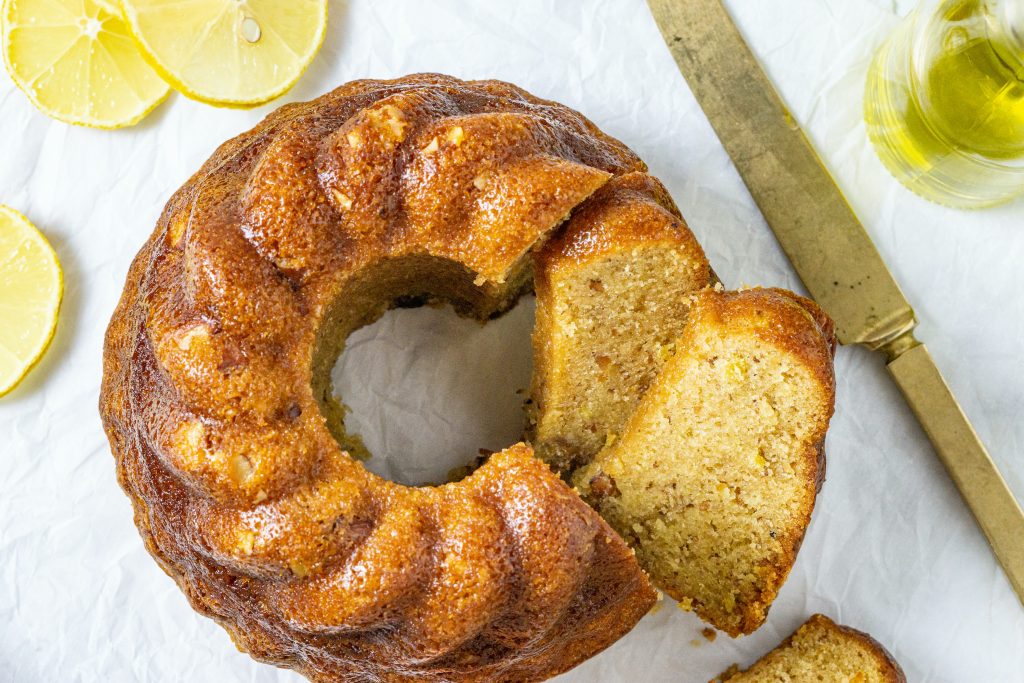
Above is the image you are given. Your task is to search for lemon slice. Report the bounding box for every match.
[2,0,170,128]
[120,0,328,108]
[0,206,63,397]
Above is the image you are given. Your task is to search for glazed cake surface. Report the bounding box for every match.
[101,73,840,682]
[100,74,659,683]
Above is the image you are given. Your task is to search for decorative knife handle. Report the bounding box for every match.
[888,342,1024,602]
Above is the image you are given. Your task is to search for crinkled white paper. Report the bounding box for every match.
[2,1,1022,681]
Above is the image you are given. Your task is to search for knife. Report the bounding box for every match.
[647,0,1024,604]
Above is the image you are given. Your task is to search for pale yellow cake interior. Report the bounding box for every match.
[530,244,709,472]
[572,291,832,635]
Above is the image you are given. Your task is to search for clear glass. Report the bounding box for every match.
[864,0,1024,209]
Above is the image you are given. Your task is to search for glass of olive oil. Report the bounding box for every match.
[864,0,1024,208]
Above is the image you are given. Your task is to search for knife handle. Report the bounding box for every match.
[888,342,1024,604]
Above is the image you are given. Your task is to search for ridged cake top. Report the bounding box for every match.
[536,172,704,273]
[101,74,656,682]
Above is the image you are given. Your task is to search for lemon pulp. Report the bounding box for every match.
[120,0,328,107]
[2,0,170,128]
[0,206,63,396]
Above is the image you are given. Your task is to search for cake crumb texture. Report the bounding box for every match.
[574,288,837,635]
[713,614,906,682]
[529,172,715,473]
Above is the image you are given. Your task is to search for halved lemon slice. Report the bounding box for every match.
[0,206,63,397]
[119,0,328,108]
[2,0,170,128]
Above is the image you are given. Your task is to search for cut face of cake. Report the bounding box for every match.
[715,614,906,682]
[573,288,837,636]
[529,172,715,473]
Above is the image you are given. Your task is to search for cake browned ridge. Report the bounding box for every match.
[101,73,838,681]
[100,74,660,683]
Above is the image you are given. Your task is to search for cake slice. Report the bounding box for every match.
[715,614,906,682]
[574,288,836,635]
[529,172,715,473]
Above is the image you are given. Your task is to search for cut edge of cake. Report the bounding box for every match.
[528,171,715,474]
[573,287,837,636]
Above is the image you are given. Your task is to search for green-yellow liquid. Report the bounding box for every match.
[865,0,1024,208]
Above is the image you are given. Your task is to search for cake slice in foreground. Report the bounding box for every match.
[529,172,714,473]
[574,288,837,635]
[715,614,906,682]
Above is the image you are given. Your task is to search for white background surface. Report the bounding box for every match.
[2,1,1022,681]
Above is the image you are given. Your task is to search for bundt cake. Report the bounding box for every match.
[714,614,905,682]
[529,171,716,473]
[100,74,658,683]
[574,288,836,636]
[100,73,839,681]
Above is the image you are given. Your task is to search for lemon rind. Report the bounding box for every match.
[0,206,64,397]
[118,0,328,109]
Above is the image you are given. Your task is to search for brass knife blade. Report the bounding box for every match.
[647,0,1024,604]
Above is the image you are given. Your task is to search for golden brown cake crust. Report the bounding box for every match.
[100,74,658,682]
[534,171,713,280]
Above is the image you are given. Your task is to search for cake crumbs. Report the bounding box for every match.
[647,589,665,615]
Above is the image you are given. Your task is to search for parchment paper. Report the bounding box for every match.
[2,1,1022,681]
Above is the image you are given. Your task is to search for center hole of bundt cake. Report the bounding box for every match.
[331,299,535,486]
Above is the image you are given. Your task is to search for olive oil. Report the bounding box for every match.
[864,0,1024,208]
